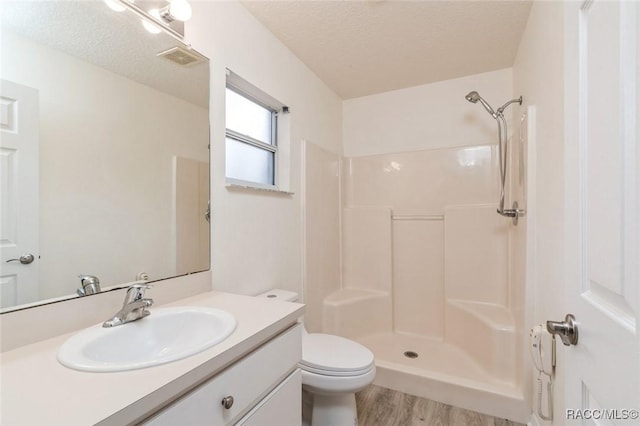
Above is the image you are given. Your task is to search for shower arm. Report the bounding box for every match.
[497,96,523,115]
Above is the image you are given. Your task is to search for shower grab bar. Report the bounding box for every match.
[392,214,444,221]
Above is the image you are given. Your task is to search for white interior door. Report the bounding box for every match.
[563,0,639,423]
[0,80,39,309]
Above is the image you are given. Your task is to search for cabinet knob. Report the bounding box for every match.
[221,395,234,409]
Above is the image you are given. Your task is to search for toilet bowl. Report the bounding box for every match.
[258,289,376,426]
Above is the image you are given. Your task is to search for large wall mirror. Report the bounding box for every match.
[0,1,210,312]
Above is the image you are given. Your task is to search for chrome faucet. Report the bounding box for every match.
[103,284,153,328]
[77,274,101,296]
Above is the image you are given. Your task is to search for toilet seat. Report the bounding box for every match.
[300,333,375,377]
[300,363,374,377]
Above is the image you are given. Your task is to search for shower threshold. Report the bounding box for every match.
[356,332,529,424]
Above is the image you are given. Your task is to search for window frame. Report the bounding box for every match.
[225,82,282,189]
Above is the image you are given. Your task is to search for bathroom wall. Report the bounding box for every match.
[1,31,209,300]
[512,1,566,422]
[343,68,513,157]
[187,1,342,298]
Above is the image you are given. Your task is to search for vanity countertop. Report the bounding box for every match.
[0,291,304,426]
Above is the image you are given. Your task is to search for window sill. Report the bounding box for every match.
[225,180,294,196]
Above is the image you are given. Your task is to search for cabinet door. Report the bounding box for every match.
[236,369,301,426]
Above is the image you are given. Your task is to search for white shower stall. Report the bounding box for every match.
[303,68,532,423]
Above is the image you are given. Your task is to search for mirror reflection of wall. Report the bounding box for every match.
[0,1,210,311]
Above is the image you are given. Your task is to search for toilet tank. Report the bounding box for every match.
[256,289,299,303]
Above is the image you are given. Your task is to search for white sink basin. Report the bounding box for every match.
[57,307,237,372]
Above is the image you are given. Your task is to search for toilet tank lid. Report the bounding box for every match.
[256,289,299,302]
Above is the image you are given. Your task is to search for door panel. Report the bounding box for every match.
[564,0,639,422]
[0,80,39,308]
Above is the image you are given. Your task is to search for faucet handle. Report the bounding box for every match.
[129,283,152,290]
[125,283,152,302]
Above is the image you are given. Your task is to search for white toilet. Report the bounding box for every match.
[258,289,376,426]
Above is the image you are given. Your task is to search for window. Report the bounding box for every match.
[225,74,285,188]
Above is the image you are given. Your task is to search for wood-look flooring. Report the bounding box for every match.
[356,385,525,426]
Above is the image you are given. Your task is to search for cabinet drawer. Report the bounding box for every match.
[143,325,301,425]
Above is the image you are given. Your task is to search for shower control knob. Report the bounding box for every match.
[221,395,234,409]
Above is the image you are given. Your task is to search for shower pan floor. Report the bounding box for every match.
[356,332,528,423]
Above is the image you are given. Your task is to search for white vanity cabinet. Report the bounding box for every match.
[141,324,302,426]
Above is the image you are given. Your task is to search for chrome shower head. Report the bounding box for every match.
[465,91,481,103]
[465,91,496,117]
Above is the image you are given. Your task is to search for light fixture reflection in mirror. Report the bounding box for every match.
[108,0,193,37]
[142,9,163,34]
[160,0,192,22]
[104,0,130,13]
[133,0,193,35]
[104,0,135,12]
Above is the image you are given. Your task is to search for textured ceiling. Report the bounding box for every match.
[241,0,533,99]
[1,1,208,108]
